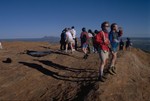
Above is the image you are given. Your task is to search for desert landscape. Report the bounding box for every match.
[0,41,150,101]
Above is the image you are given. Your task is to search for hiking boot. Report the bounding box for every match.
[83,54,88,59]
[107,68,115,75]
[102,75,107,79]
[83,54,86,59]
[86,54,89,59]
[111,66,116,74]
[98,76,105,82]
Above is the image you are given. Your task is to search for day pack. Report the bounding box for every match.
[81,34,87,43]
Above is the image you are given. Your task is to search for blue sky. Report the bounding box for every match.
[0,0,149,39]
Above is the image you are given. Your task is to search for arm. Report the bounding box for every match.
[80,33,83,39]
[109,32,113,43]
[118,27,123,37]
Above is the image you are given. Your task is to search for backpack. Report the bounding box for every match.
[81,34,87,43]
[95,34,100,44]
[95,31,112,50]
[95,31,105,44]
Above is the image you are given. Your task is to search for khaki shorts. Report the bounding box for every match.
[99,50,109,62]
[66,38,74,44]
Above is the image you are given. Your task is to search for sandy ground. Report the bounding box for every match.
[0,41,150,101]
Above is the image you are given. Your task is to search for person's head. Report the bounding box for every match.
[111,23,118,32]
[82,27,86,32]
[94,30,99,34]
[71,26,74,29]
[63,28,67,32]
[101,21,110,31]
[68,28,71,31]
[88,29,92,33]
[127,37,130,41]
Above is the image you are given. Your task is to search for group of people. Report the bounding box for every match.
[80,28,99,59]
[79,21,123,81]
[59,22,126,82]
[60,26,77,53]
[119,38,132,51]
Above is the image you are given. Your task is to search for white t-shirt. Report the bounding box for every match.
[70,29,76,39]
[66,31,73,41]
[88,33,93,38]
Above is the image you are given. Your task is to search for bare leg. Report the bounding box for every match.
[99,59,106,77]
[82,48,87,54]
[98,51,108,81]
[65,43,68,53]
[110,52,117,67]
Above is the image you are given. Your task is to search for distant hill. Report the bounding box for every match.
[40,36,60,43]
[0,37,150,51]
[0,36,60,43]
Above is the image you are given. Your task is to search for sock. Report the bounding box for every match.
[110,65,114,69]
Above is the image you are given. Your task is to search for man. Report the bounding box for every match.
[80,27,89,59]
[60,28,66,51]
[65,28,74,53]
[95,21,110,82]
[70,26,76,40]
[119,39,124,50]
[70,26,76,51]
[126,37,132,51]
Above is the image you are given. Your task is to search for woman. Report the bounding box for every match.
[109,23,123,74]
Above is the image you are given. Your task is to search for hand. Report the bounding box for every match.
[114,39,119,43]
[104,38,110,45]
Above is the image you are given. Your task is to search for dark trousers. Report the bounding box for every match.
[60,40,66,50]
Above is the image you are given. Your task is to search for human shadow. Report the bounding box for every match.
[50,50,82,59]
[34,59,96,73]
[19,62,62,78]
[40,46,51,49]
[19,61,98,82]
